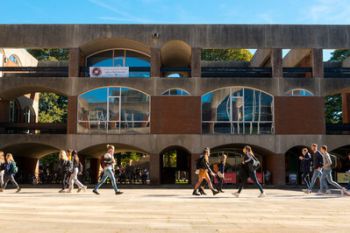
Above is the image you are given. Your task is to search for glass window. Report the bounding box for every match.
[202,87,273,134]
[162,89,190,96]
[78,87,150,134]
[286,89,313,96]
[87,49,150,78]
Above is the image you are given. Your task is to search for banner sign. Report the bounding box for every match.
[89,67,129,78]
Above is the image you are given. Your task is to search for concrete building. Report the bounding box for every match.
[0,24,350,186]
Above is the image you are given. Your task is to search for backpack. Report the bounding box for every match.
[6,162,18,175]
[196,156,206,169]
[251,156,261,170]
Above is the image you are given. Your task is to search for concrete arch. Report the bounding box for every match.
[159,145,192,155]
[161,40,192,68]
[0,78,70,100]
[80,37,151,57]
[0,142,60,159]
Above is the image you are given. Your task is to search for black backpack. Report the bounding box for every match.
[196,156,206,169]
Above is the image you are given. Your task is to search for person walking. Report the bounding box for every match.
[233,145,265,198]
[58,150,73,193]
[215,153,227,193]
[0,151,6,192]
[319,145,349,196]
[2,153,21,193]
[67,150,87,193]
[299,147,312,191]
[307,143,327,194]
[192,148,219,196]
[93,145,123,195]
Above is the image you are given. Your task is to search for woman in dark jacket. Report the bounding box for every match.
[58,150,73,193]
[233,145,265,198]
[299,147,312,191]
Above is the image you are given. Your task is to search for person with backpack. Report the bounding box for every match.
[0,151,6,192]
[58,150,73,193]
[319,145,349,196]
[306,143,328,194]
[2,153,21,193]
[93,144,123,195]
[67,150,87,193]
[299,147,312,191]
[192,147,219,196]
[233,145,265,198]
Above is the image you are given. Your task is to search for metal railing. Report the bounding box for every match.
[202,67,272,78]
[326,124,350,135]
[283,67,312,78]
[0,122,67,134]
[324,68,350,78]
[0,67,68,77]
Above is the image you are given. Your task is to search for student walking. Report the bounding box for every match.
[67,150,87,193]
[319,145,349,196]
[192,148,219,196]
[299,148,312,191]
[93,145,123,195]
[0,151,6,192]
[215,154,227,193]
[2,153,21,193]
[233,145,265,198]
[58,150,73,193]
[307,144,327,194]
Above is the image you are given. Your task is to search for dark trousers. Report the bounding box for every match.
[2,174,20,189]
[62,172,70,190]
[237,169,263,194]
[216,176,224,191]
[301,172,311,189]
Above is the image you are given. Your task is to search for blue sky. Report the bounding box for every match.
[1,0,350,24]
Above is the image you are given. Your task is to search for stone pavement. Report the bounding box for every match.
[0,188,349,233]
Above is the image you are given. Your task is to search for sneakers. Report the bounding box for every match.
[304,189,312,194]
[232,192,240,198]
[317,190,325,195]
[325,190,332,195]
[192,190,200,196]
[16,188,21,193]
[199,188,207,195]
[58,189,65,193]
[92,189,100,195]
[212,189,219,196]
[77,186,87,193]
[258,192,266,198]
[115,191,123,195]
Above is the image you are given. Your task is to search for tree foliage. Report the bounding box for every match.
[328,49,350,62]
[202,49,253,61]
[39,93,67,123]
[27,49,69,61]
[325,94,343,124]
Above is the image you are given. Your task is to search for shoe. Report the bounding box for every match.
[219,190,224,193]
[258,192,266,198]
[303,189,311,194]
[302,189,308,192]
[212,189,219,196]
[343,189,350,196]
[199,189,206,195]
[92,189,100,195]
[77,188,82,193]
[66,189,72,193]
[325,190,332,195]
[317,190,325,195]
[115,191,123,195]
[0,188,3,192]
[16,188,21,193]
[58,189,65,193]
[192,190,200,196]
[233,192,240,198]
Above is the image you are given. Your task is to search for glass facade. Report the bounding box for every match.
[202,87,274,134]
[286,89,313,96]
[87,49,150,78]
[162,89,190,96]
[78,87,150,134]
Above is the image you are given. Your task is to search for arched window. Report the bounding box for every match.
[162,89,190,96]
[78,87,150,134]
[286,89,313,96]
[86,49,150,78]
[202,87,274,134]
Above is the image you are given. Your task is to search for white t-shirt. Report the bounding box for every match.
[103,153,114,169]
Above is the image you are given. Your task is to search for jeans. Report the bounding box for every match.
[301,172,311,190]
[61,172,70,190]
[237,170,264,194]
[0,170,4,188]
[320,168,343,191]
[68,167,84,191]
[94,167,119,192]
[2,174,20,189]
[309,169,327,191]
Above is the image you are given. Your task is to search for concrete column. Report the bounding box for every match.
[265,153,285,185]
[90,158,100,184]
[191,48,201,78]
[150,48,161,78]
[311,48,324,78]
[69,48,80,78]
[17,157,39,181]
[149,153,160,185]
[342,92,350,124]
[0,99,9,122]
[271,48,283,78]
[191,153,200,185]
[67,96,77,134]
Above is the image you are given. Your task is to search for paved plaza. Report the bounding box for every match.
[0,188,349,233]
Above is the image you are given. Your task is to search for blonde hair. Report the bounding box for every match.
[5,153,14,163]
[59,150,68,161]
[244,145,255,157]
[0,151,4,163]
[107,144,115,151]
[321,145,328,152]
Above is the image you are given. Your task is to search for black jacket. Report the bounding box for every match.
[300,153,312,173]
[312,151,323,170]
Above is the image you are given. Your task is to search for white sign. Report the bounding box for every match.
[89,67,129,78]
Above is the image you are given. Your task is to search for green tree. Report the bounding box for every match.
[202,49,253,61]
[329,49,350,62]
[27,49,69,61]
[325,94,343,124]
[39,93,67,123]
